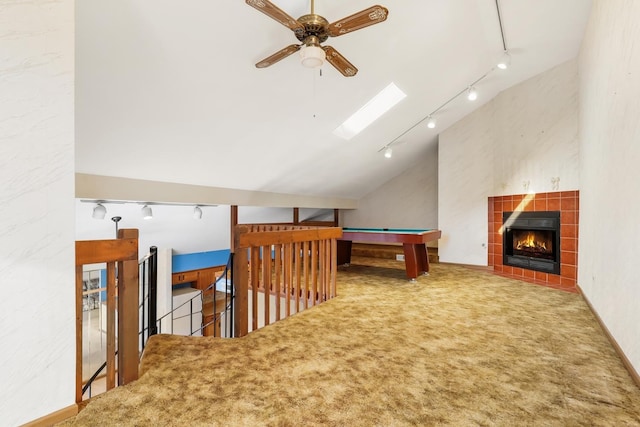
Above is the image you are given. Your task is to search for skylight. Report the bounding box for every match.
[333,82,406,140]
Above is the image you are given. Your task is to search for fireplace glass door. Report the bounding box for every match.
[503,211,560,274]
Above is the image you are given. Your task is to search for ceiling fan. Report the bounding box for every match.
[246,0,388,77]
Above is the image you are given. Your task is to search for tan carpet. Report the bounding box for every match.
[61,258,640,426]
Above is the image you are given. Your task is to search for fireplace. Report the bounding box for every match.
[489,191,578,290]
[502,211,560,275]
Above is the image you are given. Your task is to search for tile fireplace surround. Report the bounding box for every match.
[488,191,579,293]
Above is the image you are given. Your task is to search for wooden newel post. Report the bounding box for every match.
[233,225,249,337]
[117,228,139,385]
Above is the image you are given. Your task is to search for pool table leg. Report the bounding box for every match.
[402,243,430,281]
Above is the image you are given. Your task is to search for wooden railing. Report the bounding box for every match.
[232,225,342,337]
[75,229,139,403]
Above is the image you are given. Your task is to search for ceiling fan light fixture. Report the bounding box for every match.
[300,44,326,68]
[246,2,388,77]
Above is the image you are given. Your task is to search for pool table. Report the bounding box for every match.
[337,228,442,281]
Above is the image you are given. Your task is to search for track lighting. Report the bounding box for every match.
[467,86,478,101]
[427,116,436,129]
[141,205,153,220]
[497,50,511,70]
[111,216,122,236]
[193,206,203,219]
[384,147,393,158]
[376,0,509,156]
[92,203,106,220]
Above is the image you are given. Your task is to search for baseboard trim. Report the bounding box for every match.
[577,284,640,390]
[21,404,78,427]
[437,261,492,271]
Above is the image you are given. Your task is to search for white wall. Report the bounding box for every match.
[578,0,640,373]
[438,59,580,265]
[238,207,293,225]
[343,142,438,232]
[0,1,75,425]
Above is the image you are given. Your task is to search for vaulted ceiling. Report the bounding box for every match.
[75,0,592,200]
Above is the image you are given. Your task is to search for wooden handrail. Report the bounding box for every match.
[233,225,342,337]
[75,238,138,265]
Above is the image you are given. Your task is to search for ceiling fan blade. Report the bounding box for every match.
[322,46,358,77]
[246,0,304,34]
[328,5,389,37]
[256,44,301,68]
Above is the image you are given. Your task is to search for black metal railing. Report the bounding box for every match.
[139,246,158,353]
[82,251,235,399]
[82,246,158,399]
[212,253,234,338]
[156,253,234,338]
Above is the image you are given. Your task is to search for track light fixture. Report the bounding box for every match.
[92,203,107,220]
[497,50,511,70]
[111,216,122,236]
[467,87,478,101]
[384,147,393,158]
[376,0,509,157]
[141,205,153,220]
[427,116,436,129]
[193,206,203,219]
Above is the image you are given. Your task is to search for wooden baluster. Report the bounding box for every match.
[326,239,333,300]
[311,240,318,306]
[303,241,309,309]
[274,243,282,321]
[250,246,260,332]
[233,247,249,337]
[285,242,292,317]
[106,261,116,390]
[331,238,338,298]
[319,239,325,303]
[262,244,271,327]
[294,241,301,313]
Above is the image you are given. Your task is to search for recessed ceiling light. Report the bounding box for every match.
[333,82,407,140]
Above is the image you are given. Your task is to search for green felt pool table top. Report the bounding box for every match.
[342,227,436,234]
[340,228,442,245]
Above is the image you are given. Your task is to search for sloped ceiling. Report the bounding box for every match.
[75,0,592,200]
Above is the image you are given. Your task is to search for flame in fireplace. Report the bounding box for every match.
[515,232,547,251]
